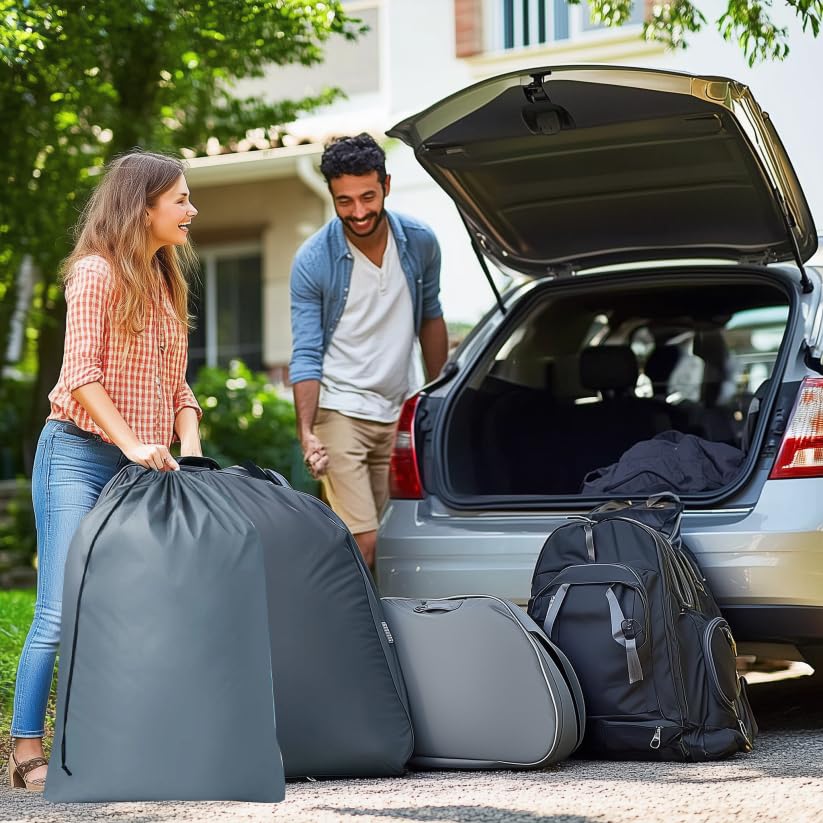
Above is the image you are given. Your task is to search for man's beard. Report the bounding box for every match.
[342,207,387,238]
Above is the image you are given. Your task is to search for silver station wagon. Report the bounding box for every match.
[376,66,823,669]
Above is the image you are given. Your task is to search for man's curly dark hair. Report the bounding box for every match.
[320,133,387,185]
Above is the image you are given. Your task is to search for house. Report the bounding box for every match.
[184,0,823,383]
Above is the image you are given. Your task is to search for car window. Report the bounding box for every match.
[724,306,789,396]
[612,304,789,409]
[477,294,789,417]
[483,302,598,396]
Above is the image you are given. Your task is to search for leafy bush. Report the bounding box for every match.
[0,376,34,480]
[0,480,36,578]
[191,360,318,493]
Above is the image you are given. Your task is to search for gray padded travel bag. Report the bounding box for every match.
[45,464,284,803]
[89,457,413,780]
[382,595,585,769]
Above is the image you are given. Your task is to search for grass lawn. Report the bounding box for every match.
[0,589,57,766]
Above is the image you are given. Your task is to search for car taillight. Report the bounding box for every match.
[389,393,424,499]
[770,377,823,479]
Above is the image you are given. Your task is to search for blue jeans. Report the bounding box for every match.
[11,420,129,738]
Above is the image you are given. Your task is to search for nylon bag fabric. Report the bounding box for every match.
[101,458,414,779]
[45,462,284,803]
[580,430,745,495]
[527,493,757,761]
[382,596,585,769]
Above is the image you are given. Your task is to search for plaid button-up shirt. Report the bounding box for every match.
[47,255,202,447]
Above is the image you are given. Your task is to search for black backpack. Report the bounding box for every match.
[527,493,757,761]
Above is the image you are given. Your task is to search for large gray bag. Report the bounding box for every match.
[46,465,284,803]
[94,458,414,779]
[382,596,586,769]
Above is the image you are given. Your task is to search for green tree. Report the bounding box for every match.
[0,0,363,467]
[191,359,318,492]
[583,0,822,66]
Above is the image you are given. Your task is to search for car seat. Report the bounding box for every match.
[572,346,674,485]
[693,330,739,444]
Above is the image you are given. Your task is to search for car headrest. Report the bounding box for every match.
[693,330,730,374]
[580,346,638,392]
[645,345,682,389]
[694,329,733,406]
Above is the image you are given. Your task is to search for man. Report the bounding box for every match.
[289,133,448,569]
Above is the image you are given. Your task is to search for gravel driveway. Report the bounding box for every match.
[2,667,821,823]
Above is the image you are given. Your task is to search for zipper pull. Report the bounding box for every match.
[723,626,738,656]
[732,700,752,749]
[584,523,595,562]
[650,726,662,750]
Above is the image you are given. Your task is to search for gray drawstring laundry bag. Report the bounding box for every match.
[45,464,284,803]
[101,458,414,779]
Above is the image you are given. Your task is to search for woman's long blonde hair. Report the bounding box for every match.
[63,150,198,338]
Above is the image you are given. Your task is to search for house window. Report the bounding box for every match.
[188,246,263,379]
[492,0,643,50]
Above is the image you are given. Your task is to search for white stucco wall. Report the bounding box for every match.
[379,0,505,323]
[184,176,325,367]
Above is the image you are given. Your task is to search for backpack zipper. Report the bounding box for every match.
[594,517,690,728]
[702,616,738,710]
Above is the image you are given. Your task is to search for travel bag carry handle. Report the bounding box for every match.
[178,456,221,470]
[412,599,462,614]
[241,460,291,488]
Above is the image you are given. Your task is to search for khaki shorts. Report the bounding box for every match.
[314,408,398,534]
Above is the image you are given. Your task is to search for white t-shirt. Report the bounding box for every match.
[319,228,416,423]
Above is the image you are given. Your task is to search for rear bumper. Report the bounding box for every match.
[723,605,823,644]
[376,478,823,644]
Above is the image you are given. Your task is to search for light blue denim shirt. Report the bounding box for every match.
[289,211,443,384]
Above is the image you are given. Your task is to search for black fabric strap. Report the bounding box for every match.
[240,460,289,487]
[177,456,220,470]
[61,492,130,775]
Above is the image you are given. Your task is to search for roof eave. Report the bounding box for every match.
[184,143,324,187]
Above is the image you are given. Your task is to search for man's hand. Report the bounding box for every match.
[301,431,329,478]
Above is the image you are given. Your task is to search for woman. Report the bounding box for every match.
[8,151,202,790]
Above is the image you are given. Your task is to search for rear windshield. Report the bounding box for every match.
[481,290,788,413]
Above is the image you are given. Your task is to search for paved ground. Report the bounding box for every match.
[2,666,821,823]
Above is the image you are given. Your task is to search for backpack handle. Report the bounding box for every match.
[646,492,681,508]
[588,499,632,515]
